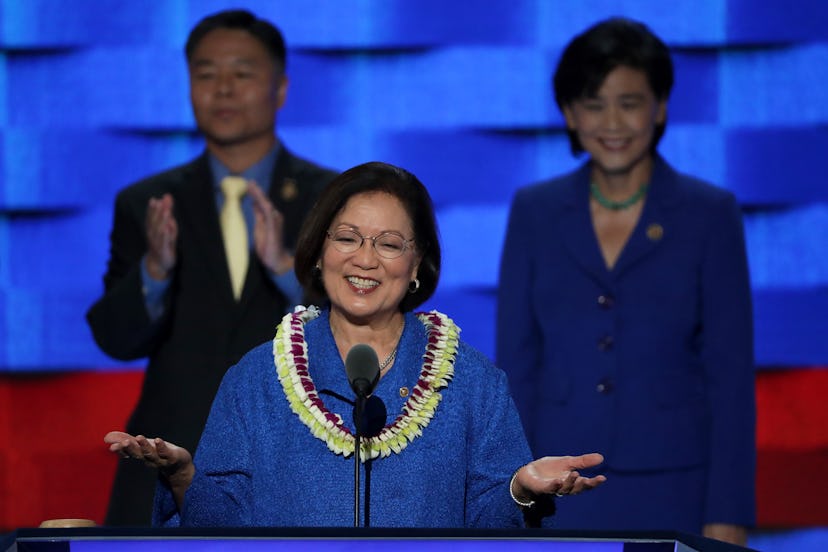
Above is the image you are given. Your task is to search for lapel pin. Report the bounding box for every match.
[281,178,298,201]
[646,223,664,241]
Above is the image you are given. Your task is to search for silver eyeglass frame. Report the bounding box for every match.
[325,228,415,259]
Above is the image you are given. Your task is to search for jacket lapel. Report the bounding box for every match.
[175,154,237,303]
[237,147,299,306]
[268,147,309,248]
[268,148,294,209]
[557,164,614,288]
[611,156,683,279]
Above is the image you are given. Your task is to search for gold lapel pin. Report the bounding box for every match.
[646,223,664,241]
[281,178,298,201]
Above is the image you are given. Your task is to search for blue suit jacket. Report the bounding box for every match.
[155,310,539,528]
[496,156,756,527]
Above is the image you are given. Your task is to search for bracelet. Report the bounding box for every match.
[509,471,536,508]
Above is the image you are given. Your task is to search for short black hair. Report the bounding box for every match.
[295,162,441,313]
[553,17,674,155]
[185,9,287,72]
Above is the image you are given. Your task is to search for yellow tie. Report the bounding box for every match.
[220,176,249,300]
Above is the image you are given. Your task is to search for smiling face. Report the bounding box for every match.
[188,27,286,154]
[320,192,422,326]
[563,65,666,181]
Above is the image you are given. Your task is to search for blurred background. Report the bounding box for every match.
[0,0,826,549]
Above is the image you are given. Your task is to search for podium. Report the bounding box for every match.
[1,527,756,552]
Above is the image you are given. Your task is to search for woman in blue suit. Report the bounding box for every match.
[496,18,755,546]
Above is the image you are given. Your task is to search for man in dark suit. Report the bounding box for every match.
[87,9,337,526]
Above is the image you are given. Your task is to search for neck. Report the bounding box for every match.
[329,310,406,364]
[590,155,654,196]
[590,180,648,211]
[206,134,276,174]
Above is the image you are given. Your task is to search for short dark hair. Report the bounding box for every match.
[553,17,674,155]
[185,9,287,72]
[295,162,441,312]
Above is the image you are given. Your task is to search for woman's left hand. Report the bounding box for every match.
[513,452,607,503]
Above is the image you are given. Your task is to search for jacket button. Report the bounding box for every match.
[597,335,614,351]
[596,378,614,394]
[597,294,615,309]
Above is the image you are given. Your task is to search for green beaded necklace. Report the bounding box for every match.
[590,181,649,210]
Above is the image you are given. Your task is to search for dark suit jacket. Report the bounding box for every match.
[496,156,756,527]
[88,147,337,452]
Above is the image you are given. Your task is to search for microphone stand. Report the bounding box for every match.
[345,344,380,528]
[364,456,373,527]
[353,395,365,527]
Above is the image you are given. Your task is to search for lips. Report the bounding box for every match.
[212,108,239,120]
[598,137,629,150]
[346,276,379,292]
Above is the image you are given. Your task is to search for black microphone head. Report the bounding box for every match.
[345,344,380,398]
[352,395,388,437]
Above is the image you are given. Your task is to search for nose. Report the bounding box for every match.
[603,104,621,130]
[352,237,379,267]
[215,72,233,96]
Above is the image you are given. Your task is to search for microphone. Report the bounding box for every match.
[345,344,380,399]
[345,344,381,528]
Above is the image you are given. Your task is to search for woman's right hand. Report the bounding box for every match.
[104,431,194,506]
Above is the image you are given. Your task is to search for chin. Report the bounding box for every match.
[204,130,245,144]
[594,153,651,175]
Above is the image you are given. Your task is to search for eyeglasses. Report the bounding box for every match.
[326,228,414,259]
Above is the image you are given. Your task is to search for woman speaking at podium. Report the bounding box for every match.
[105,162,605,528]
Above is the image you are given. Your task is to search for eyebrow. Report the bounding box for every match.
[580,92,647,101]
[333,223,407,236]
[618,92,647,100]
[190,57,260,68]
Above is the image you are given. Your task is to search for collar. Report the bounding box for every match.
[208,141,282,194]
[561,153,683,210]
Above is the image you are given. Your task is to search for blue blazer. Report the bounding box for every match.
[155,310,538,528]
[496,156,756,527]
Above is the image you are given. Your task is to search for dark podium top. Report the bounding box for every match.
[1,527,757,552]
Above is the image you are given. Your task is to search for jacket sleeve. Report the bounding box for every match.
[86,188,171,360]
[461,346,550,528]
[151,361,253,528]
[178,360,254,527]
[700,192,756,527]
[496,188,543,449]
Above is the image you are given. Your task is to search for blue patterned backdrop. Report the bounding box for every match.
[2,0,826,370]
[0,0,827,545]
